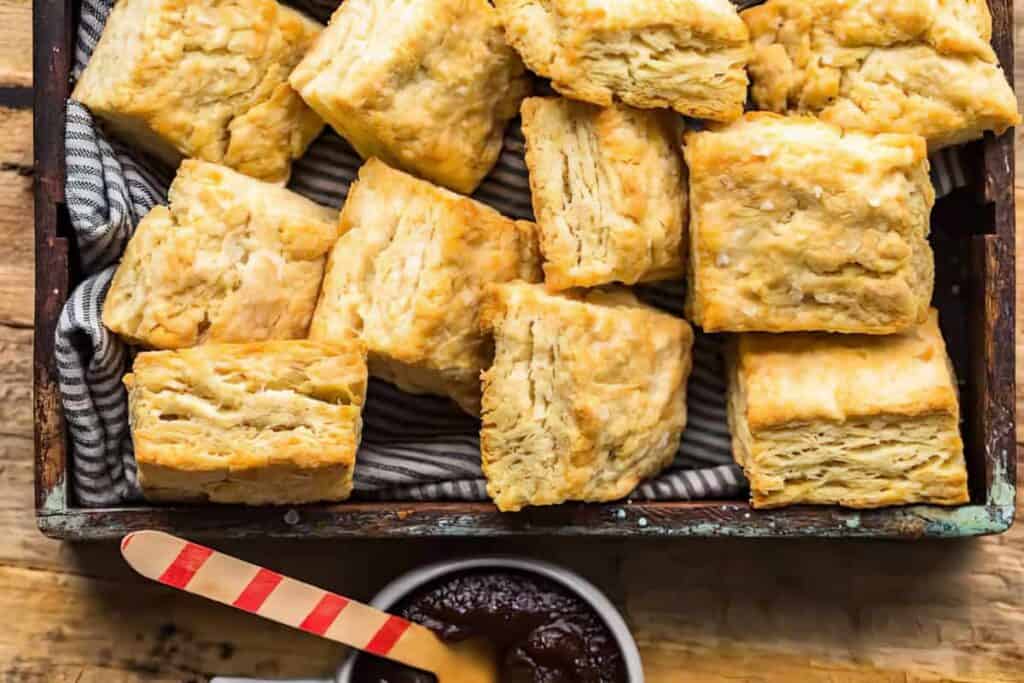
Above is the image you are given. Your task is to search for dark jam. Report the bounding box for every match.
[351,571,627,683]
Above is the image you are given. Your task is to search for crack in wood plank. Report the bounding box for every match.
[0,85,31,109]
[1,161,33,176]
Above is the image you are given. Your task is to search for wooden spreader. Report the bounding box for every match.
[121,530,499,682]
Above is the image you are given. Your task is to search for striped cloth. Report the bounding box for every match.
[59,0,970,507]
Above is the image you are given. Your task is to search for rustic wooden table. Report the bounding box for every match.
[4,3,1024,682]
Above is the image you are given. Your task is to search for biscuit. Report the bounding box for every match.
[73,0,324,183]
[727,310,969,509]
[103,160,338,349]
[494,0,750,121]
[743,0,1020,149]
[685,113,935,334]
[126,339,367,505]
[480,282,693,512]
[289,0,530,194]
[521,97,688,290]
[309,159,542,414]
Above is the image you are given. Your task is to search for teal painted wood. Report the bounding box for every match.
[35,497,1015,540]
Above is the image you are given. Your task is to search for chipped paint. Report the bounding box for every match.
[988,452,1016,507]
[36,502,1015,540]
[36,441,1015,541]
[39,473,65,514]
[910,503,1014,537]
[896,455,1017,538]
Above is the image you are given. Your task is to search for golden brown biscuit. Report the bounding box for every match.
[520,97,688,290]
[103,160,338,349]
[479,282,693,512]
[289,0,530,194]
[743,0,1020,149]
[685,113,935,334]
[494,0,750,121]
[727,310,969,509]
[309,159,542,414]
[72,0,324,183]
[126,339,367,505]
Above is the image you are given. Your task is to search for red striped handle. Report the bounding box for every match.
[120,531,444,670]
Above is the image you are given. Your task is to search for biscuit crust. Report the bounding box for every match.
[126,340,368,505]
[290,0,530,194]
[73,0,324,183]
[743,0,1020,149]
[521,97,688,290]
[726,310,968,509]
[309,159,541,414]
[480,282,693,512]
[685,113,935,334]
[103,160,338,349]
[495,0,750,121]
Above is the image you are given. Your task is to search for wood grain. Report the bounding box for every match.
[0,107,34,328]
[3,0,1024,681]
[0,0,29,89]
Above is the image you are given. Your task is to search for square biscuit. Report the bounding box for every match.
[309,159,542,415]
[521,97,688,290]
[480,282,693,512]
[685,113,935,334]
[494,0,750,121]
[727,310,968,509]
[72,0,324,183]
[744,0,1020,150]
[289,0,530,194]
[126,339,368,505]
[103,160,338,349]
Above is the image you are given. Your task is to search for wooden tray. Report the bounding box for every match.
[33,0,1017,540]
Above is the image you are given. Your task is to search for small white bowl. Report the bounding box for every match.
[336,556,644,683]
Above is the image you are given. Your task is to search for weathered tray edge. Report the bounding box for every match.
[36,499,1016,540]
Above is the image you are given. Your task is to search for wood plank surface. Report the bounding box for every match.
[0,0,30,88]
[3,2,1024,682]
[0,107,34,328]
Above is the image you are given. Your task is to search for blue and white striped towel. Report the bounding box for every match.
[58,0,970,507]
